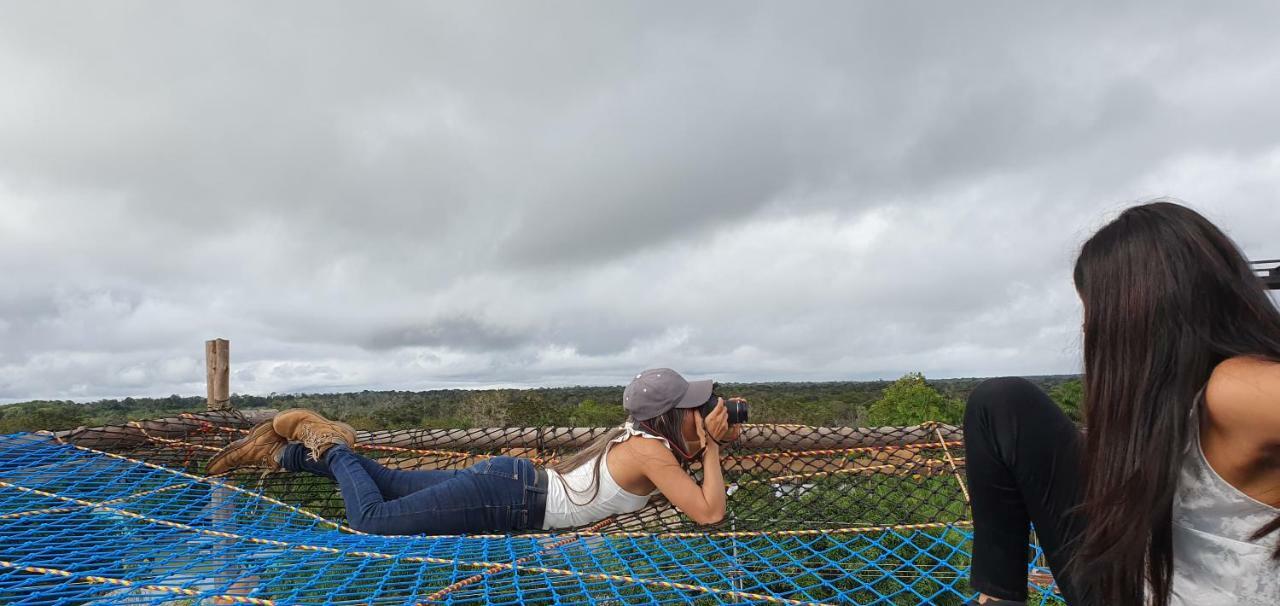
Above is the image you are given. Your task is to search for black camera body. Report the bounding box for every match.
[699,394,748,425]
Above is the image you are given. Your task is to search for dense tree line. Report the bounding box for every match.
[0,374,1082,433]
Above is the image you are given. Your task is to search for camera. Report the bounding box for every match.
[699,394,748,425]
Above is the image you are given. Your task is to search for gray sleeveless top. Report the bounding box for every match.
[1169,398,1279,605]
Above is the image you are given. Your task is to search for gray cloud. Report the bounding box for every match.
[1,2,1279,401]
[363,316,531,352]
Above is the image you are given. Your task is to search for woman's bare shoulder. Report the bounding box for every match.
[1205,356,1280,441]
[618,433,673,453]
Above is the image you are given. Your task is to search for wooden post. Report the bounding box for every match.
[206,338,231,411]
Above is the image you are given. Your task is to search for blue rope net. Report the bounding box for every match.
[0,414,1065,605]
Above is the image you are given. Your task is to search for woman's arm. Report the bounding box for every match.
[695,436,726,523]
[636,404,734,525]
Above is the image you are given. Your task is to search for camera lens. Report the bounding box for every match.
[724,400,748,425]
[699,395,748,425]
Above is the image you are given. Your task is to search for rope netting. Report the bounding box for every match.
[0,411,1065,604]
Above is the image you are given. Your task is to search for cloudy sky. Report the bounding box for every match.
[2,3,1278,402]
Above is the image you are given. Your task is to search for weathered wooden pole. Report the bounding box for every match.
[206,338,231,411]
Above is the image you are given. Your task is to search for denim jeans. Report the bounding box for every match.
[280,443,546,535]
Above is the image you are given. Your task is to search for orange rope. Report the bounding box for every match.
[727,440,964,462]
[0,559,274,605]
[419,516,618,603]
[0,483,186,521]
[128,421,223,452]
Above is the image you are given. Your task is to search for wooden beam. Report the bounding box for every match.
[357,423,961,452]
[52,416,960,454]
[206,339,231,411]
[50,410,267,449]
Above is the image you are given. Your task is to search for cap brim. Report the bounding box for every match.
[676,379,714,409]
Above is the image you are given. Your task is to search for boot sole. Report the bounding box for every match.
[207,419,278,474]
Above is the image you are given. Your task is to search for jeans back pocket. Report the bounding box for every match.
[470,456,520,479]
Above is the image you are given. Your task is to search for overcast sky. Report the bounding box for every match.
[1,3,1278,402]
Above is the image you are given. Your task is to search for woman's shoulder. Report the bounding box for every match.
[613,422,674,448]
[1207,356,1280,400]
[1205,356,1280,442]
[611,432,679,468]
[614,432,675,453]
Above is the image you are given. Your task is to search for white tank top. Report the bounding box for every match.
[541,422,664,530]
[1169,396,1280,605]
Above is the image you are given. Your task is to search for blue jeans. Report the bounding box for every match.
[280,443,546,535]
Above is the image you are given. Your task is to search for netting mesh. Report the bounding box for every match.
[0,411,1065,605]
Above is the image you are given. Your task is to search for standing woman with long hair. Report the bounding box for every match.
[964,201,1280,605]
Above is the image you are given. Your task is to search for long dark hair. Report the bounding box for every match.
[550,407,692,506]
[1072,200,1280,606]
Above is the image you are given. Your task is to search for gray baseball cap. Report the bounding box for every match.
[623,368,714,421]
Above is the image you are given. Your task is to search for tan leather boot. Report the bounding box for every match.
[272,408,357,461]
[206,419,287,475]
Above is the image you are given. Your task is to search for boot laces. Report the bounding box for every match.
[299,423,344,461]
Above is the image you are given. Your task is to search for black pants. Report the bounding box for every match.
[964,377,1089,605]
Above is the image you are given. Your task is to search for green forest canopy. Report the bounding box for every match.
[0,374,1082,434]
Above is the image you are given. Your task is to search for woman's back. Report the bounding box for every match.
[540,424,661,530]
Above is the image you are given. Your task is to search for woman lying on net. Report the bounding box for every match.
[206,368,743,535]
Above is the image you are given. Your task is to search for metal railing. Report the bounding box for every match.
[1253,259,1280,290]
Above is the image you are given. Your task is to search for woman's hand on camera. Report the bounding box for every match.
[702,399,736,445]
[692,410,707,453]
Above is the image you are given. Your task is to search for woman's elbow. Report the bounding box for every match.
[690,507,725,525]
